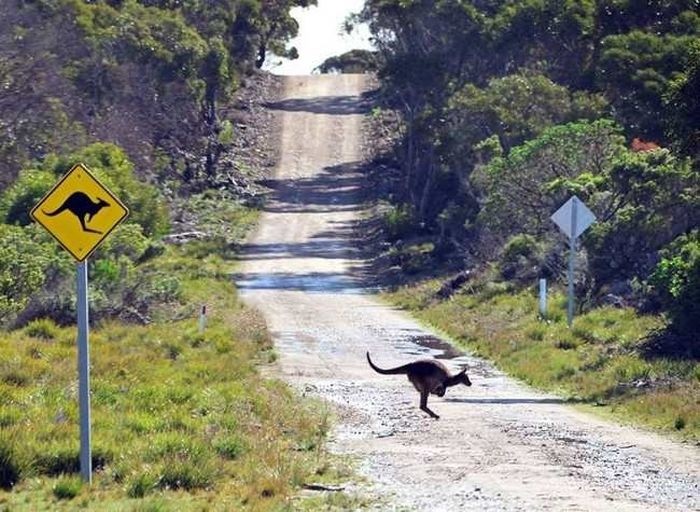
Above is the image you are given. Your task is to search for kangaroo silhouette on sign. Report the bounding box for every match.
[43,192,110,234]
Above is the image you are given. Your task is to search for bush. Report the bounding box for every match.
[52,475,82,500]
[586,150,697,287]
[499,234,542,281]
[0,436,23,490]
[213,435,246,460]
[0,225,57,323]
[0,169,56,226]
[94,223,151,262]
[43,143,170,237]
[127,472,157,498]
[649,231,700,335]
[23,318,60,340]
[383,203,415,241]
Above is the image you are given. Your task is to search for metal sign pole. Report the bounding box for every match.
[567,198,578,328]
[551,195,596,329]
[76,261,92,483]
[31,162,128,486]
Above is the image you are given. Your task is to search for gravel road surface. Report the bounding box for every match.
[236,74,699,511]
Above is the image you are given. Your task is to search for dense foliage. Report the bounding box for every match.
[0,144,174,326]
[0,0,314,190]
[0,0,315,325]
[360,0,700,336]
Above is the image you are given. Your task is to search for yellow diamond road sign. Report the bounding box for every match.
[31,163,129,262]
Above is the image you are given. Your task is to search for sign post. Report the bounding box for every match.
[551,196,596,328]
[76,261,91,482]
[31,163,128,483]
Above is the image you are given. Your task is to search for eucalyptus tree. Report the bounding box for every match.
[0,0,316,189]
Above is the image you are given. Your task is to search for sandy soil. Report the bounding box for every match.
[236,75,699,511]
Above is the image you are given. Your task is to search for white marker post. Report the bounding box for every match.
[551,196,596,328]
[199,304,207,333]
[539,278,547,317]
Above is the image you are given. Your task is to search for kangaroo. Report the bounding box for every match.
[43,192,110,234]
[366,351,471,419]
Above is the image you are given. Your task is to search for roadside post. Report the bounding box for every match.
[31,163,128,483]
[539,278,547,317]
[550,196,596,328]
[199,304,207,333]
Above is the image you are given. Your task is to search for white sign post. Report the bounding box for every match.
[539,278,547,317]
[551,196,596,327]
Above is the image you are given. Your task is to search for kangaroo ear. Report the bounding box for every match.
[458,367,467,375]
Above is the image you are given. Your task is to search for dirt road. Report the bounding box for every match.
[236,75,699,511]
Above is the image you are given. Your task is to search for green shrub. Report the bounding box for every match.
[45,143,170,237]
[0,436,23,490]
[24,318,60,340]
[213,435,246,460]
[0,169,56,226]
[499,234,542,281]
[95,223,151,262]
[0,225,55,323]
[52,475,82,500]
[649,231,700,335]
[586,151,697,286]
[127,472,157,498]
[383,203,415,241]
[502,234,538,261]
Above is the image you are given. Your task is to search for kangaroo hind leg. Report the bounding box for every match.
[79,214,103,234]
[419,390,439,419]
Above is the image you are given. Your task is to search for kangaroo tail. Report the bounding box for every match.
[366,351,410,375]
[42,206,64,216]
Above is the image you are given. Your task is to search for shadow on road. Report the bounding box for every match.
[258,163,365,214]
[265,95,372,115]
[235,158,375,293]
[444,397,571,405]
[234,270,368,293]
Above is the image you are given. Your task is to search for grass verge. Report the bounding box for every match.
[383,278,699,442]
[0,227,354,510]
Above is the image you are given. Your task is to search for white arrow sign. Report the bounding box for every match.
[550,195,596,328]
[551,195,596,239]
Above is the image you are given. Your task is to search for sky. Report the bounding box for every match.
[263,0,374,75]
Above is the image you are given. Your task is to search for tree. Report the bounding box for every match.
[477,119,626,239]
[665,41,700,164]
[316,50,378,74]
[586,149,699,285]
[649,230,700,336]
[597,29,698,140]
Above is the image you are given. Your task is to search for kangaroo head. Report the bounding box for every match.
[97,198,110,209]
[458,368,472,387]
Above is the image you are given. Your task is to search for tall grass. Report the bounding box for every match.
[385,280,699,441]
[0,244,347,510]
